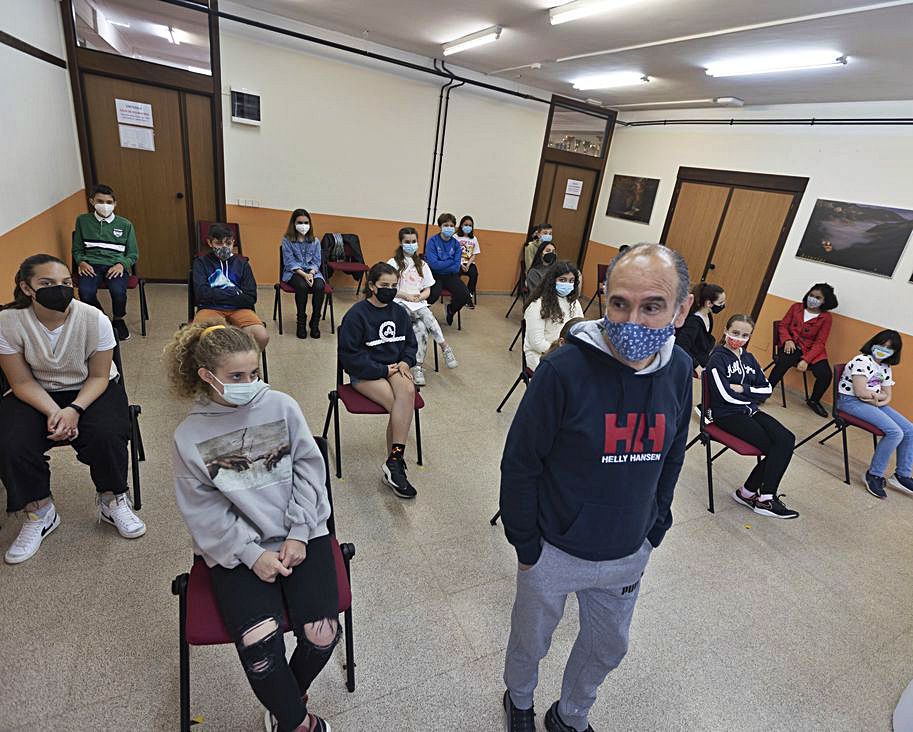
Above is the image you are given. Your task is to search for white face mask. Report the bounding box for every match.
[94,202,115,218]
[208,373,269,406]
[295,223,310,236]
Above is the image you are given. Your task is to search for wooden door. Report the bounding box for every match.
[663,181,730,283]
[184,93,218,226]
[82,74,190,280]
[706,188,794,318]
[533,164,599,267]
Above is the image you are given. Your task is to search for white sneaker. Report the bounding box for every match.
[99,494,146,539]
[442,345,459,369]
[4,504,60,564]
[411,365,426,386]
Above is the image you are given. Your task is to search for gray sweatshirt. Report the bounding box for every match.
[172,387,330,570]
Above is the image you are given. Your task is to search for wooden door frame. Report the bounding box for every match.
[660,167,809,319]
[529,96,617,269]
[59,0,226,276]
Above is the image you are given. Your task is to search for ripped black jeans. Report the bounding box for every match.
[206,533,340,731]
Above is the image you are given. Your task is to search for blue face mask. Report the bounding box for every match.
[540,233,553,243]
[209,374,269,406]
[402,241,418,255]
[461,225,473,235]
[603,316,676,363]
[441,226,455,238]
[555,281,575,297]
[872,345,894,361]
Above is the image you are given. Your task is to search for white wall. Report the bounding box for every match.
[592,100,913,332]
[0,0,84,234]
[219,26,547,232]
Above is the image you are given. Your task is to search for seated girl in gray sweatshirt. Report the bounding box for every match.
[166,321,337,732]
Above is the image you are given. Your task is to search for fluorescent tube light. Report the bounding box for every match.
[549,0,632,25]
[611,96,745,108]
[108,20,131,28]
[705,51,846,77]
[442,26,502,56]
[572,72,649,90]
[714,96,745,107]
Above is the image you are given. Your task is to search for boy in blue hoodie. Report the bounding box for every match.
[424,212,471,325]
[500,244,694,732]
[192,224,269,350]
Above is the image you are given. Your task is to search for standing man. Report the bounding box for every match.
[73,183,138,341]
[500,243,694,732]
[424,212,471,325]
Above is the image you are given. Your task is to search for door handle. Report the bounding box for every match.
[176,192,185,199]
[707,263,715,270]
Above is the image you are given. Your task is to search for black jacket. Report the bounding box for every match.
[321,233,365,282]
[675,312,716,369]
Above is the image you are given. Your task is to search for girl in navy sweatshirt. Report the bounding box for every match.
[706,314,798,519]
[338,262,419,499]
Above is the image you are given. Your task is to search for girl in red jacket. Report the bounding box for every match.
[768,283,838,417]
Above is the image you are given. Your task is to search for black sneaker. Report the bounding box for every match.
[382,457,416,499]
[890,473,913,494]
[113,319,130,341]
[296,323,308,339]
[865,471,887,499]
[445,304,455,326]
[752,494,799,519]
[310,324,321,339]
[503,690,535,732]
[545,702,593,732]
[806,399,828,418]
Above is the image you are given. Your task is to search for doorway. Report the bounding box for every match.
[661,168,808,320]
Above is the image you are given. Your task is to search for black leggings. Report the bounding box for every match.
[461,263,479,297]
[287,273,325,325]
[427,273,471,313]
[713,410,795,494]
[0,380,130,512]
[768,350,832,402]
[207,534,340,732]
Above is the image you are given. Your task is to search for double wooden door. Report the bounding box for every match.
[82,74,218,280]
[532,163,600,268]
[662,171,807,319]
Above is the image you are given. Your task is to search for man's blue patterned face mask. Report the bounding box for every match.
[603,316,675,363]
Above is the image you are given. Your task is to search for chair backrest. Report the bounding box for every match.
[197,221,242,257]
[187,268,195,322]
[112,341,126,390]
[313,435,337,534]
[832,362,846,418]
[519,319,528,372]
[596,263,609,283]
[772,320,782,355]
[700,370,711,428]
[278,245,285,280]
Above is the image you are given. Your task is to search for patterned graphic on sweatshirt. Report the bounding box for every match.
[602,413,666,463]
[195,420,291,493]
[366,320,405,346]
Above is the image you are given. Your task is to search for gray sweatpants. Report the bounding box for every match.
[410,306,445,364]
[504,539,653,731]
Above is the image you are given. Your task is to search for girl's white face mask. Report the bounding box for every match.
[208,373,269,406]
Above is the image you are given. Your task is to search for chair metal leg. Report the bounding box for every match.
[433,341,439,372]
[582,289,599,316]
[496,373,525,413]
[275,288,284,335]
[802,372,809,400]
[139,281,148,337]
[340,543,356,693]
[780,379,787,408]
[794,418,837,450]
[261,349,269,384]
[129,405,142,510]
[457,308,461,331]
[505,288,522,318]
[508,324,522,352]
[819,426,843,445]
[322,393,334,439]
[355,272,364,296]
[685,433,701,451]
[490,510,500,526]
[136,409,146,462]
[705,434,715,513]
[171,574,191,732]
[328,294,336,334]
[841,427,851,484]
[414,407,423,466]
[873,434,879,450]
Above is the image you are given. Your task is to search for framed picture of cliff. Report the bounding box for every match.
[606,175,660,224]
[795,198,913,278]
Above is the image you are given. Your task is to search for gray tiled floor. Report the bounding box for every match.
[1,284,911,731]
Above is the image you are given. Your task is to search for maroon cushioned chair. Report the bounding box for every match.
[327,239,369,295]
[170,436,356,732]
[321,336,425,479]
[272,246,336,335]
[582,263,610,317]
[794,363,883,484]
[763,319,810,408]
[438,288,462,331]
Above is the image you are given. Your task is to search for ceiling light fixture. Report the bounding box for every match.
[705,51,847,77]
[108,20,131,28]
[611,96,744,108]
[442,26,502,56]
[549,0,632,25]
[168,26,180,45]
[572,72,649,90]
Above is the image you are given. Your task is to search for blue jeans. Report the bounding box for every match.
[78,264,128,319]
[838,395,913,476]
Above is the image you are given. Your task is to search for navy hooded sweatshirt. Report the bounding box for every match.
[499,319,693,565]
[705,345,772,419]
[338,299,417,381]
[192,254,257,311]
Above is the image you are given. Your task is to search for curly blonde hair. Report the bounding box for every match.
[163,321,259,398]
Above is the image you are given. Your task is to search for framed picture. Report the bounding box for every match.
[795,198,913,278]
[606,175,660,224]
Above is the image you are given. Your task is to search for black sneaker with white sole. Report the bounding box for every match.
[865,471,887,499]
[113,319,130,341]
[383,457,417,499]
[544,701,594,732]
[503,690,535,732]
[752,493,799,519]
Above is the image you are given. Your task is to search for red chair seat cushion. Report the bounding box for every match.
[523,367,534,379]
[440,289,453,298]
[279,282,295,293]
[328,262,368,273]
[76,275,140,289]
[704,423,765,456]
[323,282,333,294]
[337,384,424,415]
[838,411,886,436]
[186,536,351,646]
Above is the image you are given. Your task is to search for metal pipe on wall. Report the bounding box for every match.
[431,61,464,233]
[424,60,458,245]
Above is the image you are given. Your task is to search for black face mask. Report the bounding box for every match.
[34,285,74,312]
[710,303,726,314]
[542,252,557,265]
[374,287,397,304]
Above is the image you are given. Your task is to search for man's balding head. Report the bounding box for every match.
[603,243,692,329]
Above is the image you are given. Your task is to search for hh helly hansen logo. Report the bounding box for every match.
[366,320,405,347]
[602,413,665,464]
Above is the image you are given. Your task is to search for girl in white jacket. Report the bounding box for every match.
[523,260,583,370]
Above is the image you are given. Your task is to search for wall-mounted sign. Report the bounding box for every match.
[115,98,153,127]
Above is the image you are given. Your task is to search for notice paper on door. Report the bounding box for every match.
[118,124,155,152]
[566,179,584,196]
[115,98,154,127]
[563,193,580,210]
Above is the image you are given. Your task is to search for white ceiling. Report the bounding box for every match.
[233,0,913,107]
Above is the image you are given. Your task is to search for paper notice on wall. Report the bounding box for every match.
[118,124,155,151]
[563,193,580,210]
[115,98,154,127]
[566,179,584,196]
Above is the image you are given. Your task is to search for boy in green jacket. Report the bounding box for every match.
[73,184,139,341]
